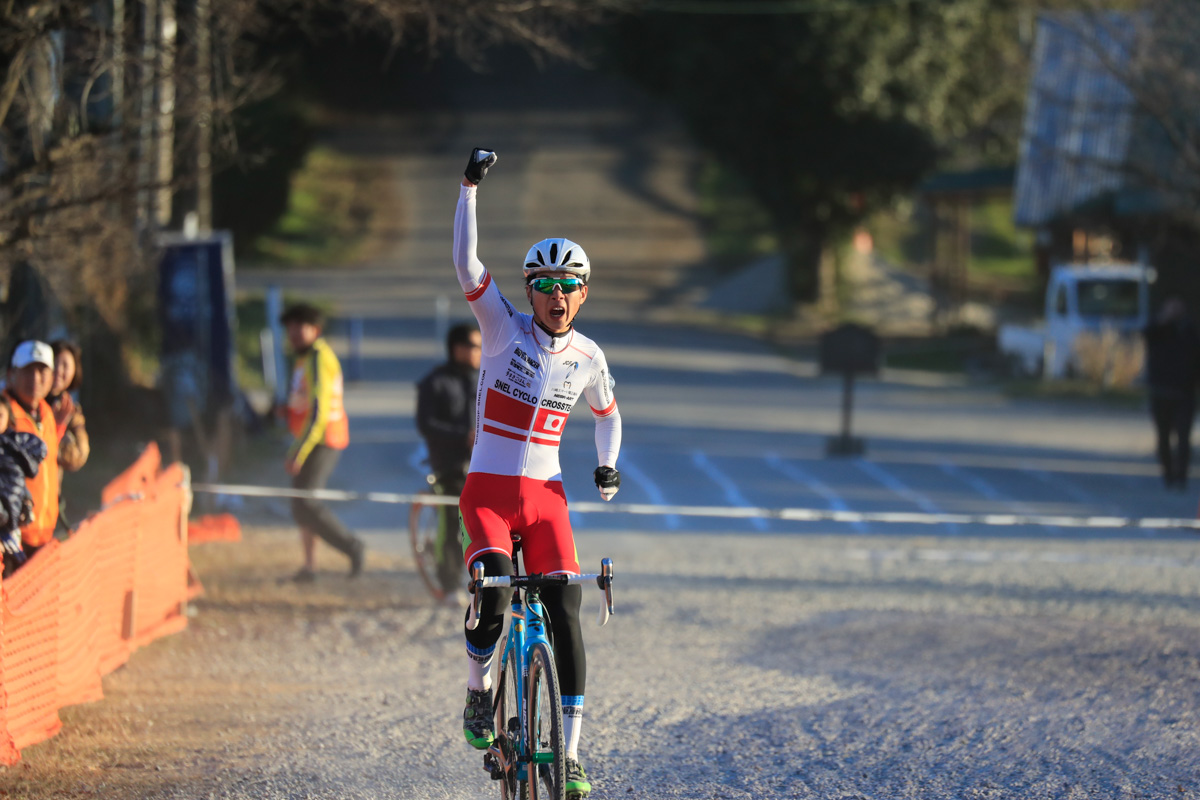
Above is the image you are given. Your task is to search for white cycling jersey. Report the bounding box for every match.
[453,184,621,482]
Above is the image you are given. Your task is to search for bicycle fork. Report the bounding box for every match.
[485,591,551,784]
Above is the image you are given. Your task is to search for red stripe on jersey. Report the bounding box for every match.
[465,272,492,302]
[590,398,617,417]
[530,435,559,447]
[484,388,536,429]
[482,424,526,442]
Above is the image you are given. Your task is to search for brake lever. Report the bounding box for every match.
[466,561,485,630]
[595,557,613,626]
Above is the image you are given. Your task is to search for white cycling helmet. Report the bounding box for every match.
[523,238,591,283]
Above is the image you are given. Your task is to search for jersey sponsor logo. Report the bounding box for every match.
[492,378,538,406]
[551,390,579,401]
[509,359,535,378]
[513,347,539,370]
[501,297,515,317]
[562,360,579,389]
[492,379,540,407]
[540,398,573,412]
[505,369,531,388]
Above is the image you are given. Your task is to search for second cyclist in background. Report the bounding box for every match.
[416,322,481,603]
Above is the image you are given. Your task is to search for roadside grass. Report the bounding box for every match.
[697,157,778,269]
[868,196,1036,292]
[970,197,1036,290]
[248,145,394,267]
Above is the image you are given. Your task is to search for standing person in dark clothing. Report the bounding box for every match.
[281,303,365,581]
[1144,297,1200,489]
[416,322,481,601]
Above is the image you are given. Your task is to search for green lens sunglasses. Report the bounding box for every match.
[529,276,584,294]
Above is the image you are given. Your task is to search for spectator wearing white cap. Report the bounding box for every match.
[3,340,61,558]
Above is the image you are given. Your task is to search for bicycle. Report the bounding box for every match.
[409,473,463,602]
[467,542,614,800]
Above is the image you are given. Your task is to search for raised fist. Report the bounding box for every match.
[464,148,498,185]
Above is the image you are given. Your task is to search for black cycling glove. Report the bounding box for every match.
[594,466,620,501]
[464,148,497,185]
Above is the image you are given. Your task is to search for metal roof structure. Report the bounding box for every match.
[1013,13,1158,227]
[1008,11,1195,231]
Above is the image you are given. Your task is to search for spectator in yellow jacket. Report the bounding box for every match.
[281,303,364,582]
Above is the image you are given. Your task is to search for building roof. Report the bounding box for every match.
[1013,13,1144,228]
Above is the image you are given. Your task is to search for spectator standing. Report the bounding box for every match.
[1144,297,1200,489]
[281,303,365,581]
[0,394,47,577]
[3,340,60,561]
[49,339,89,533]
[416,322,481,601]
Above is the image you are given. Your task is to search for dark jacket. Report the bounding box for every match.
[416,362,479,480]
[1145,318,1200,396]
[0,431,47,532]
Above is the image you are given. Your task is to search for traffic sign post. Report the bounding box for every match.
[819,323,881,457]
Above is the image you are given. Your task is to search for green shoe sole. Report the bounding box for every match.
[464,730,494,750]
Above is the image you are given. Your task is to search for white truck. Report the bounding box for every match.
[998,262,1152,378]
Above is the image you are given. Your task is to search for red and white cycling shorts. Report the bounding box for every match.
[458,472,580,576]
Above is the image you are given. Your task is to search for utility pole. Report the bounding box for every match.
[154,0,177,227]
[137,0,157,227]
[196,0,212,231]
[112,0,125,127]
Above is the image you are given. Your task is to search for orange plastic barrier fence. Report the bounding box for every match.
[0,443,194,764]
[188,513,242,544]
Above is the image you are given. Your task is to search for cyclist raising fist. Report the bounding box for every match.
[453,147,622,798]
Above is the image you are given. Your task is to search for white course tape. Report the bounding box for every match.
[191,482,1200,531]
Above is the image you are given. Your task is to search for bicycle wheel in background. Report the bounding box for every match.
[494,642,524,800]
[409,497,445,600]
[526,641,565,800]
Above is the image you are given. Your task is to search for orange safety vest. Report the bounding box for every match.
[285,337,349,465]
[7,394,60,547]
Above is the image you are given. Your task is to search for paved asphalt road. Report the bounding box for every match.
[226,65,1200,799]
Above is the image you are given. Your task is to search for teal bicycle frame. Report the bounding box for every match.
[467,551,614,799]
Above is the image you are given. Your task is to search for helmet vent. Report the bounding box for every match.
[562,249,574,264]
[549,242,559,263]
[536,250,546,265]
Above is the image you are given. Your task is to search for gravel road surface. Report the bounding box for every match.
[9,522,1197,800]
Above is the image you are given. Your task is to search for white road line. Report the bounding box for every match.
[855,460,960,534]
[691,451,769,532]
[765,454,868,533]
[842,546,1200,569]
[938,463,1060,534]
[190,482,1200,530]
[618,453,681,530]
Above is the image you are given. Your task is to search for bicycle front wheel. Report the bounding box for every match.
[495,641,522,800]
[408,497,445,600]
[526,642,565,800]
